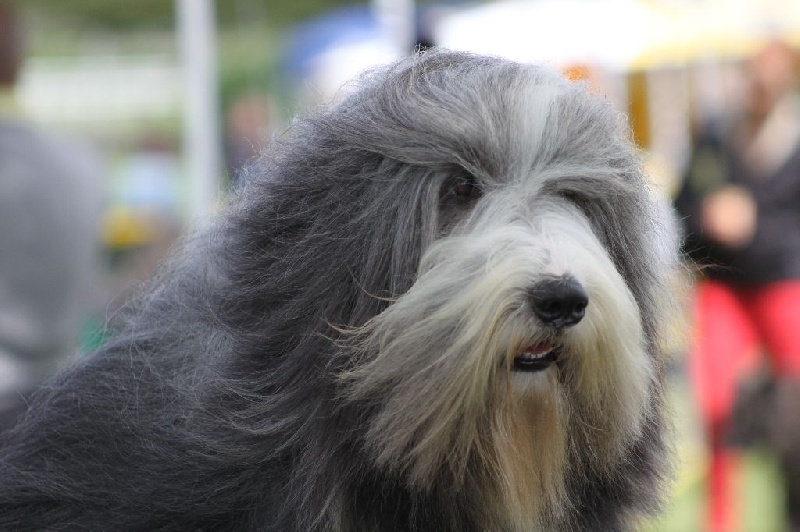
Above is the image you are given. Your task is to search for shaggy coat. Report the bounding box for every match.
[0,50,680,531]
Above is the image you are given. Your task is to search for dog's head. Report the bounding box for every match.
[235,50,680,527]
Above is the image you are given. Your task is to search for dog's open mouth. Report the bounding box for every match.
[512,343,561,372]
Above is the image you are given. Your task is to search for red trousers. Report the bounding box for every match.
[690,280,800,531]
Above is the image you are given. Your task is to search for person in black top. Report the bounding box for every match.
[676,40,800,532]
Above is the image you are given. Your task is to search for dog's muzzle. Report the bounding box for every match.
[511,276,587,373]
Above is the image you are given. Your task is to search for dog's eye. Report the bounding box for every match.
[444,174,482,202]
[454,178,478,198]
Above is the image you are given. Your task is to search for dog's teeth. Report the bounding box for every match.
[519,348,552,360]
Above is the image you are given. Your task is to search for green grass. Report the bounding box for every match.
[640,376,786,532]
[643,451,784,532]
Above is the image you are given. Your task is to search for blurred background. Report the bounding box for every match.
[2,0,800,530]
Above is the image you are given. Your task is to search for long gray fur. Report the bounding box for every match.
[0,50,680,531]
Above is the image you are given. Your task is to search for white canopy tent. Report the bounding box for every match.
[435,0,800,72]
[435,0,678,72]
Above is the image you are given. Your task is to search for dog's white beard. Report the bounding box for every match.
[341,199,655,529]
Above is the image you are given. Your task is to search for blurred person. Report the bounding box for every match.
[0,3,103,431]
[675,40,800,531]
[224,90,275,189]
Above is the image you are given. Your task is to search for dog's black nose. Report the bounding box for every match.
[530,276,588,329]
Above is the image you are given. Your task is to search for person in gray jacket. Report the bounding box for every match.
[0,2,103,431]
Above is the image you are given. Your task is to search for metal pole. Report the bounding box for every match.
[176,0,222,221]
